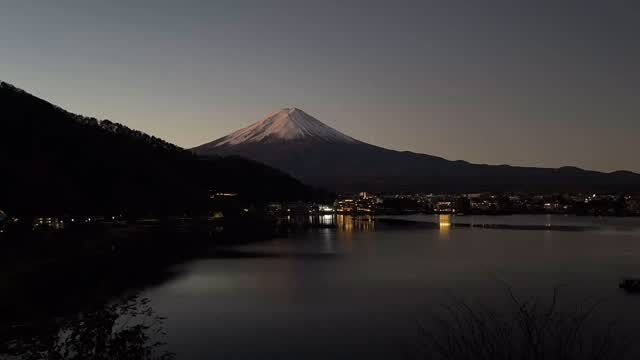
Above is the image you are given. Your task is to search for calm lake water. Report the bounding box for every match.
[139,215,640,359]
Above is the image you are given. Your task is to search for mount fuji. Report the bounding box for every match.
[192,108,640,192]
[203,108,358,146]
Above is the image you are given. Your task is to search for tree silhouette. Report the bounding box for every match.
[1,296,174,360]
[0,81,318,217]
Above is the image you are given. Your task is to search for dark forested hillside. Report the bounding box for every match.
[0,81,313,216]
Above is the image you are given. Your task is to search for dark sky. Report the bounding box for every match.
[2,0,639,172]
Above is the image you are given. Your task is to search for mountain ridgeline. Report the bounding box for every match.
[0,82,315,216]
[192,108,640,193]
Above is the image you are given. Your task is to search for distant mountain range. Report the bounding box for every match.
[0,82,315,215]
[192,108,640,192]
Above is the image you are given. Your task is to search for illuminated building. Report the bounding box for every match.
[318,205,334,213]
[33,217,65,230]
[335,199,355,213]
[435,201,456,214]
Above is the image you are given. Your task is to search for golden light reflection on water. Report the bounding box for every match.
[337,214,352,232]
[336,215,375,233]
[438,214,452,227]
[438,214,452,238]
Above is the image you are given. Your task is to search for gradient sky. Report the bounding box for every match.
[1,0,638,172]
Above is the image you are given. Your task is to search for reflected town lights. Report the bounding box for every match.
[438,214,452,228]
[320,214,334,226]
[438,214,452,237]
[336,214,375,232]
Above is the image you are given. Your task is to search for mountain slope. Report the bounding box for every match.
[192,108,640,192]
[0,82,314,215]
[198,108,358,148]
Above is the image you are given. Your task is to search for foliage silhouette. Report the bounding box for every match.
[416,287,630,360]
[1,295,174,360]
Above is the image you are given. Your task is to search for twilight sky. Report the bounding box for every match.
[1,0,638,172]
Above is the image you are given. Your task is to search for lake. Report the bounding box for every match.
[134,215,640,359]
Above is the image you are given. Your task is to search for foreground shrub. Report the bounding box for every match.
[417,287,630,360]
[1,296,173,360]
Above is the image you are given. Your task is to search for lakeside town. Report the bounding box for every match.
[2,191,639,235]
[206,191,640,218]
[330,191,640,216]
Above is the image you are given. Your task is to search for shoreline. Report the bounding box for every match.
[0,218,281,332]
[376,217,592,232]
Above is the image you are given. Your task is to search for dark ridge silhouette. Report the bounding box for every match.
[0,81,315,216]
[192,108,640,193]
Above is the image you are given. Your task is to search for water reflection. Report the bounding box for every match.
[438,214,452,239]
[1,296,173,360]
[321,229,335,253]
[438,214,452,228]
[336,215,375,233]
[283,214,337,227]
[319,214,335,226]
[281,215,377,233]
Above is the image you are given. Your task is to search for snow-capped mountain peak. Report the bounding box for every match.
[208,108,358,147]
